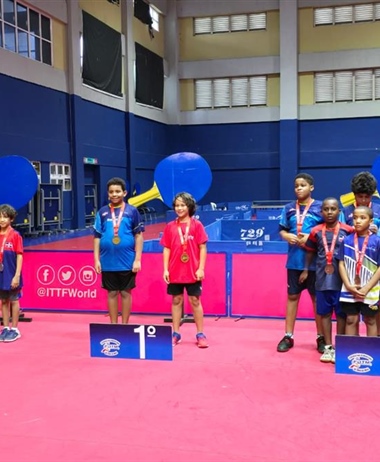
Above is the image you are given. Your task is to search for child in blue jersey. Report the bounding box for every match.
[341,171,380,232]
[94,178,144,324]
[303,198,353,364]
[0,204,23,342]
[338,206,380,337]
[341,171,380,335]
[277,173,325,353]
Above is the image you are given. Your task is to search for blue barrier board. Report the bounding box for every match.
[335,335,380,376]
[220,219,280,244]
[90,323,173,361]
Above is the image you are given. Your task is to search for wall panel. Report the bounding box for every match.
[133,18,165,57]
[79,0,121,32]
[299,8,380,54]
[179,11,279,61]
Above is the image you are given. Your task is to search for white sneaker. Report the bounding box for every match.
[330,347,335,364]
[320,346,333,363]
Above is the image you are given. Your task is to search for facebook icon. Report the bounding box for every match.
[43,269,49,282]
[37,266,55,285]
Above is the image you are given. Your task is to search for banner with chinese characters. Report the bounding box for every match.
[221,219,280,247]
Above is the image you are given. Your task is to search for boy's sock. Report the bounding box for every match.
[285,332,293,338]
[11,327,20,333]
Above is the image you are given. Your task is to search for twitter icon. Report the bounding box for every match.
[58,266,76,285]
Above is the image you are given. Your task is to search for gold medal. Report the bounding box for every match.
[112,236,121,245]
[324,264,334,274]
[180,253,189,263]
[354,275,361,286]
[0,263,3,272]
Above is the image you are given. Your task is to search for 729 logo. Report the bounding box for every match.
[240,227,265,241]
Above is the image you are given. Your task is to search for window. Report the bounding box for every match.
[314,69,380,103]
[194,12,266,35]
[314,2,380,25]
[0,0,52,64]
[195,76,267,109]
[79,32,83,69]
[31,161,41,183]
[49,163,72,191]
[150,6,159,32]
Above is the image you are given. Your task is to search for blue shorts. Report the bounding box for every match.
[316,290,345,318]
[287,269,316,296]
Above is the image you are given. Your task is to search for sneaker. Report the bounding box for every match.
[316,336,326,354]
[4,329,21,342]
[330,347,335,364]
[172,332,181,346]
[320,346,333,363]
[0,328,10,342]
[196,333,209,348]
[277,335,294,352]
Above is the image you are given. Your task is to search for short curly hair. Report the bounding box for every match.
[295,173,314,186]
[351,171,377,195]
[0,204,17,220]
[172,192,197,217]
[107,177,127,192]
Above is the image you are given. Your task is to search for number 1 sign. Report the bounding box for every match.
[89,323,173,361]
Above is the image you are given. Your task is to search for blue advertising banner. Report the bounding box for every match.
[166,210,240,226]
[335,335,380,376]
[220,219,280,246]
[90,324,173,361]
[255,209,283,220]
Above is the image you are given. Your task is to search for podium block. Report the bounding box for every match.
[335,335,380,376]
[90,324,173,361]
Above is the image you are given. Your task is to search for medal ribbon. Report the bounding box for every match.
[355,201,371,208]
[177,219,190,255]
[110,202,125,238]
[354,232,370,277]
[321,224,340,265]
[296,198,314,234]
[0,228,12,264]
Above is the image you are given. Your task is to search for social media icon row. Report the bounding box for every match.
[37,265,98,286]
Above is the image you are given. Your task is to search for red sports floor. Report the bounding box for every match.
[1,313,380,462]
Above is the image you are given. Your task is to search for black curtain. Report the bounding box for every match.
[134,0,152,26]
[82,11,122,96]
[135,43,164,109]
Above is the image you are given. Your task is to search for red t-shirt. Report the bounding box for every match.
[160,218,208,283]
[0,228,23,290]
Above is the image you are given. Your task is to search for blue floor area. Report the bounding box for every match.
[23,228,93,247]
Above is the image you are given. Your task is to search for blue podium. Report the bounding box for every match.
[90,324,173,361]
[335,335,380,376]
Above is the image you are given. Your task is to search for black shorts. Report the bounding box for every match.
[101,271,136,292]
[287,269,316,296]
[167,282,202,296]
[341,302,379,317]
[0,289,22,301]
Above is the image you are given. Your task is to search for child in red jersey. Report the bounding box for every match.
[0,204,23,342]
[160,192,209,348]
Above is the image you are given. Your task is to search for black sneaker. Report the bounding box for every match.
[277,335,294,352]
[316,336,326,354]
